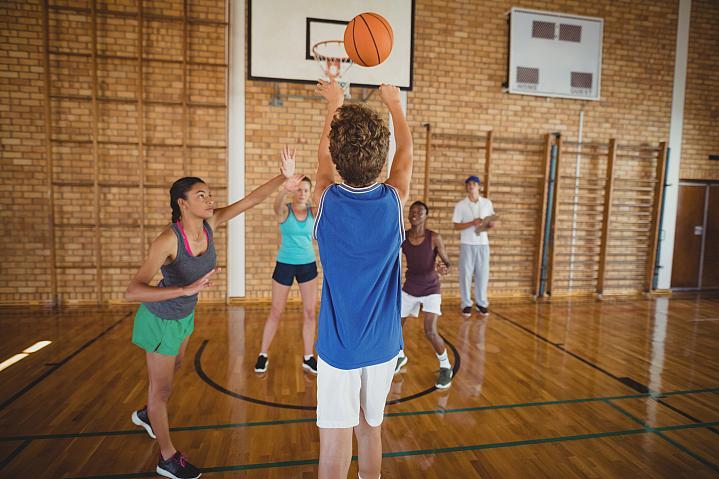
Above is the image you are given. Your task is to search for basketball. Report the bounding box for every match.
[343,12,394,67]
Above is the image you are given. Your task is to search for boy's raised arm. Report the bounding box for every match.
[313,79,344,205]
[382,85,413,205]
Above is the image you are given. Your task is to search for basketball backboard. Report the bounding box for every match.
[248,0,414,89]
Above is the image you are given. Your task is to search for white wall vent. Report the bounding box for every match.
[507,8,603,100]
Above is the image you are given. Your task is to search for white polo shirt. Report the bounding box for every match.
[452,196,495,245]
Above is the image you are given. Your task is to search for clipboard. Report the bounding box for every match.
[475,214,499,233]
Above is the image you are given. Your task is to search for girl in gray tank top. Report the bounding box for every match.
[124,150,303,478]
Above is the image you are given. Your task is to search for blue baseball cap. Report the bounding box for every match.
[465,175,481,184]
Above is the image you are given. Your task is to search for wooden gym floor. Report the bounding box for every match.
[1,294,718,478]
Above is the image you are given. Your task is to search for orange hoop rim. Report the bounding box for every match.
[311,40,351,63]
[312,40,353,80]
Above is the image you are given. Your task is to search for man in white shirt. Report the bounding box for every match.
[452,175,495,317]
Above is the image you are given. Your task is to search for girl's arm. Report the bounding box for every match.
[125,229,218,302]
[208,147,296,229]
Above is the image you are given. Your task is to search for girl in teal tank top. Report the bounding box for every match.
[254,173,320,375]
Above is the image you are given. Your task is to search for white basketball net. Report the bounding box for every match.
[312,40,353,98]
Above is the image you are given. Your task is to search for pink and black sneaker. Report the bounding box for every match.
[157,451,201,479]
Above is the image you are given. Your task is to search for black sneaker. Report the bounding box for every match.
[436,367,453,389]
[131,406,156,439]
[476,304,489,317]
[254,354,268,373]
[461,306,472,317]
[394,355,408,374]
[302,356,318,374]
[157,451,201,479]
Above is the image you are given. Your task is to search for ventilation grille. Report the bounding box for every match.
[559,24,582,42]
[532,21,555,39]
[571,72,593,89]
[516,67,539,84]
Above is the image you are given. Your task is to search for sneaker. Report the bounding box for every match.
[131,406,156,439]
[476,304,489,317]
[157,451,201,479]
[302,356,318,374]
[254,354,268,373]
[436,367,453,389]
[461,306,472,317]
[394,355,408,374]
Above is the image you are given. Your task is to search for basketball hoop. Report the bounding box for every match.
[312,40,352,98]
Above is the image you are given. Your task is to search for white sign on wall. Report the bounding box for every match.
[508,8,603,101]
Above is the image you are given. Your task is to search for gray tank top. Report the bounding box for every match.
[143,220,217,320]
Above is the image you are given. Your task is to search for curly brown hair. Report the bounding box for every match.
[329,104,390,187]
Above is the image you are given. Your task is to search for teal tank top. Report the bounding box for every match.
[277,204,316,265]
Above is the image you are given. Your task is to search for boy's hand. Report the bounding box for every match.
[436,261,449,276]
[379,84,401,107]
[280,145,296,178]
[316,79,344,109]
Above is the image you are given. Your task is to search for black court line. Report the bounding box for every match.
[604,399,719,474]
[0,312,132,411]
[494,309,719,437]
[492,310,625,382]
[194,334,461,410]
[3,386,719,443]
[63,420,719,479]
[2,390,718,474]
[0,440,30,470]
[657,386,719,437]
[657,397,718,431]
[388,333,461,405]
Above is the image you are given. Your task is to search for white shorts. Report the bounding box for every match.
[401,291,442,317]
[316,355,397,428]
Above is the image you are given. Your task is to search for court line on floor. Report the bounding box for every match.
[493,309,719,436]
[491,310,626,383]
[2,385,718,443]
[604,399,719,474]
[194,336,462,410]
[0,312,132,411]
[0,440,30,470]
[64,420,719,479]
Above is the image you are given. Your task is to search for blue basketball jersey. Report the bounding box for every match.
[313,183,405,369]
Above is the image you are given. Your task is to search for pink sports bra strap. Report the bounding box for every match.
[176,220,209,257]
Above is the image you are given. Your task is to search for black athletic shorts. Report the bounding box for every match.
[272,261,318,286]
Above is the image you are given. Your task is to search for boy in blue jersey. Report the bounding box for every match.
[312,79,413,479]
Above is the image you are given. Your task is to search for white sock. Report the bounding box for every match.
[304,354,313,361]
[437,349,450,369]
[399,349,405,359]
[359,475,380,479]
[259,352,268,358]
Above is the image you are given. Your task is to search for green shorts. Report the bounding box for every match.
[131,304,195,356]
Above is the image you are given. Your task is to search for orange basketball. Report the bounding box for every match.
[343,12,394,67]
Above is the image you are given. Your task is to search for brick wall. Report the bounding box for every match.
[0,1,50,304]
[681,0,719,180]
[244,0,679,299]
[1,0,717,304]
[1,0,228,305]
